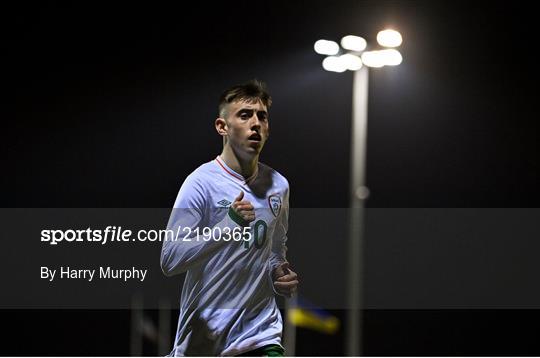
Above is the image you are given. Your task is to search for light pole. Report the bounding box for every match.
[314,29,403,356]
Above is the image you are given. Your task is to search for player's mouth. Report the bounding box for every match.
[248,133,262,142]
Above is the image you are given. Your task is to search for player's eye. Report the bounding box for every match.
[239,110,252,120]
[257,112,268,121]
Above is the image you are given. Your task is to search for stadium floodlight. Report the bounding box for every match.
[341,35,367,52]
[314,39,340,55]
[322,56,347,73]
[340,54,363,71]
[376,29,402,47]
[312,29,403,358]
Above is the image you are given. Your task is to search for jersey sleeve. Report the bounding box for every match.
[160,174,248,276]
[268,178,290,295]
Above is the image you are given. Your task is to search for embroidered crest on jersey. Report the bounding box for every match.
[268,194,282,217]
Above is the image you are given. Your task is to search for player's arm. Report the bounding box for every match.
[160,177,254,276]
[269,183,299,297]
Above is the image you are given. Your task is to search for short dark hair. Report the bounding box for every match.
[218,79,272,118]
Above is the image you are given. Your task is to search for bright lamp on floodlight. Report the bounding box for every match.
[339,53,363,71]
[361,51,385,68]
[341,35,367,52]
[314,40,340,55]
[376,29,402,47]
[379,49,402,66]
[322,56,347,73]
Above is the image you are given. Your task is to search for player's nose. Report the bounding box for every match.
[249,115,261,129]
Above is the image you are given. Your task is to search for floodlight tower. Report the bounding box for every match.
[314,29,403,356]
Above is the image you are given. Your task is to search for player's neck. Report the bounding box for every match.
[220,147,258,179]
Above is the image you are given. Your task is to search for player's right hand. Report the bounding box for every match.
[231,191,255,223]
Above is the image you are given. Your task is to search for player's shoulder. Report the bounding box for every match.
[258,162,290,189]
[179,159,220,188]
[187,160,220,179]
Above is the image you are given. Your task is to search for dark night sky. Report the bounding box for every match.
[7,0,539,208]
[4,1,540,356]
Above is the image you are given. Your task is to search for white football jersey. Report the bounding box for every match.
[161,156,289,356]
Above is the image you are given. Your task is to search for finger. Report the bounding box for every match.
[231,201,241,210]
[273,262,289,280]
[275,280,298,288]
[274,280,299,289]
[234,203,248,210]
[236,205,255,214]
[234,204,246,211]
[236,202,254,210]
[273,267,284,279]
[234,191,244,202]
[238,200,253,210]
[277,272,298,282]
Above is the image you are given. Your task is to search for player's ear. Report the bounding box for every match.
[215,117,228,136]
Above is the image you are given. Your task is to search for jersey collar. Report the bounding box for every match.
[215,155,258,184]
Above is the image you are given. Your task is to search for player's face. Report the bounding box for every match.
[224,99,269,156]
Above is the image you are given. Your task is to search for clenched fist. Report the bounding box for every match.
[272,262,299,298]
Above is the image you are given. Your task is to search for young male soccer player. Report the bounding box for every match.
[161,80,298,356]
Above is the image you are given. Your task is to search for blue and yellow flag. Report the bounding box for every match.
[287,296,339,334]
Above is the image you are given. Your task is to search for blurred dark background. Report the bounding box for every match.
[4,0,540,355]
